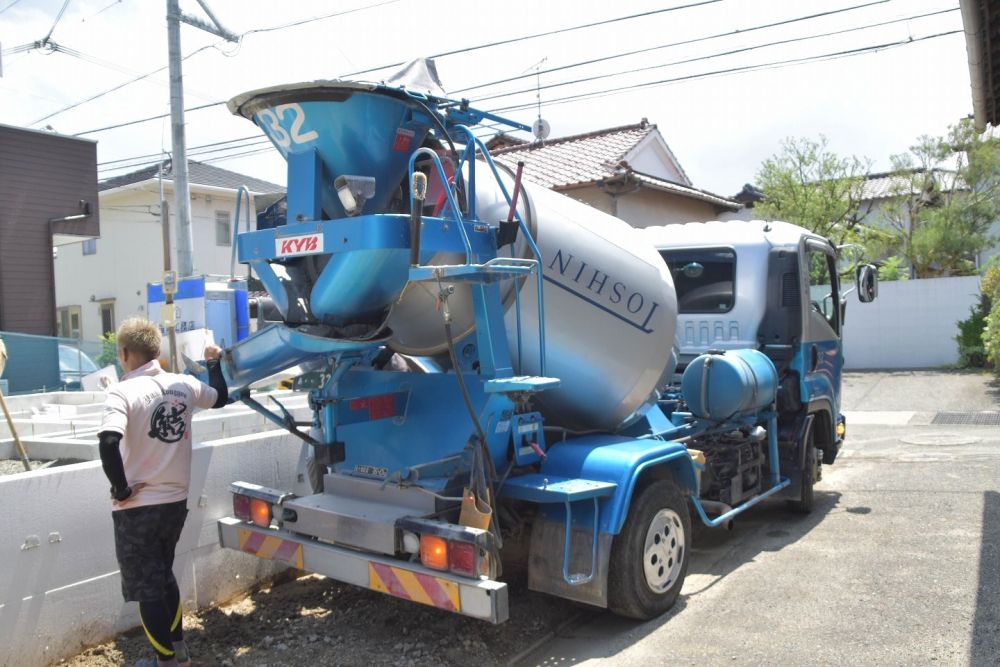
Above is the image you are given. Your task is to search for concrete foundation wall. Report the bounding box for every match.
[0,429,303,667]
[842,276,982,369]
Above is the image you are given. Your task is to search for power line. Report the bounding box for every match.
[80,0,123,23]
[88,8,963,171]
[30,43,216,126]
[468,7,960,105]
[97,134,262,167]
[487,30,964,116]
[0,0,24,14]
[42,0,72,43]
[339,0,723,78]
[449,0,896,95]
[75,101,221,136]
[29,0,406,128]
[71,0,723,136]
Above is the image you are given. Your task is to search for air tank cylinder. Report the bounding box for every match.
[680,349,777,420]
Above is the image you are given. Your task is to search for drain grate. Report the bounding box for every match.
[931,411,1000,426]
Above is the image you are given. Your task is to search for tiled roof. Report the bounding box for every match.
[490,121,738,210]
[631,172,740,210]
[861,168,961,201]
[491,122,656,189]
[99,159,284,194]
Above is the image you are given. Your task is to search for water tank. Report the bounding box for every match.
[388,167,679,432]
[680,349,777,420]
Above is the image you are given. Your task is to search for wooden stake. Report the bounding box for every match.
[0,388,31,472]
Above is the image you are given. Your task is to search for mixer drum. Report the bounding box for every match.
[387,169,679,432]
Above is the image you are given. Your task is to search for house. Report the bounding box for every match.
[54,160,283,343]
[489,120,740,227]
[0,124,100,392]
[960,0,999,131]
[859,168,999,271]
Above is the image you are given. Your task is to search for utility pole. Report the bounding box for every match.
[166,0,236,278]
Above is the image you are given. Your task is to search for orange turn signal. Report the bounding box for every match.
[419,535,448,571]
[250,498,272,528]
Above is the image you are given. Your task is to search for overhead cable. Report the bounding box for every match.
[450,0,898,95]
[338,0,723,78]
[487,30,964,115]
[469,7,960,104]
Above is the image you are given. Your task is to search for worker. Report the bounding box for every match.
[98,318,228,667]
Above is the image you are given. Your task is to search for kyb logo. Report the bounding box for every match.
[275,233,324,257]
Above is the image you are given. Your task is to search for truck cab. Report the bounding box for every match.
[642,220,876,507]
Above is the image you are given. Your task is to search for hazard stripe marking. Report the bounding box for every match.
[237,529,303,568]
[414,571,460,611]
[368,563,461,613]
[240,530,266,553]
[273,538,304,568]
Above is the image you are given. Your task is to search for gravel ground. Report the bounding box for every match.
[55,570,577,667]
[0,458,51,475]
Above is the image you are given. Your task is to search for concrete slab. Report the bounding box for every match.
[842,370,1000,412]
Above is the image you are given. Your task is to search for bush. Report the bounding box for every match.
[878,256,909,281]
[96,332,120,371]
[983,260,1000,376]
[956,295,989,367]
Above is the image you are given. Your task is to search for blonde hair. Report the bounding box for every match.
[116,317,161,363]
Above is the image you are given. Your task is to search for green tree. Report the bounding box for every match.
[754,135,874,245]
[875,121,1000,278]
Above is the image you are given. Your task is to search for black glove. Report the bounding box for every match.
[110,485,133,502]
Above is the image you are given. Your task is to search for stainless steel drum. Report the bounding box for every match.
[388,166,679,432]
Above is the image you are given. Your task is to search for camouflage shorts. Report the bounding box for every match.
[112,500,188,602]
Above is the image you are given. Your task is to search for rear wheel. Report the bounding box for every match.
[608,479,691,620]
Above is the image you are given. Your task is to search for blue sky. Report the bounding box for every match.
[0,0,974,196]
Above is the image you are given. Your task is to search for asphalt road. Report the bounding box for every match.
[519,370,1000,667]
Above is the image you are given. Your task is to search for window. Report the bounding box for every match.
[82,238,97,255]
[99,301,115,336]
[58,306,82,339]
[216,210,232,246]
[806,246,840,335]
[660,248,736,314]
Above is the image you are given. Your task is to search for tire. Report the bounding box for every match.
[787,421,817,514]
[608,479,691,620]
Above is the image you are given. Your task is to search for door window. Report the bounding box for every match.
[807,246,840,335]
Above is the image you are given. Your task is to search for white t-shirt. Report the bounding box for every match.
[100,360,218,511]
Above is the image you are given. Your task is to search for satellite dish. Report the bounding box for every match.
[532,118,550,141]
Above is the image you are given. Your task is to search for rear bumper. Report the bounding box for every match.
[217,517,508,623]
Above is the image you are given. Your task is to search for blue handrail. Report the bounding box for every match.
[407,148,473,265]
[456,126,548,377]
[231,185,254,279]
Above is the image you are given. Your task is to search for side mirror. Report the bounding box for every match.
[856,264,878,303]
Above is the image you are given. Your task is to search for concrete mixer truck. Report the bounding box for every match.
[206,78,876,623]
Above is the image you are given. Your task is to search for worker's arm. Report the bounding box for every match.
[98,430,132,501]
[207,359,228,409]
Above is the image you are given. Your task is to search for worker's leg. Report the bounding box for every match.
[166,578,183,641]
[138,599,176,661]
[113,501,187,665]
[162,501,190,664]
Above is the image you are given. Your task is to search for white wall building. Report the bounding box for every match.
[54,160,283,343]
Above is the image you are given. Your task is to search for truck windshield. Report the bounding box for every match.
[659,248,736,314]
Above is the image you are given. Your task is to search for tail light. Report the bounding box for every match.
[448,541,476,577]
[420,535,449,571]
[250,498,272,528]
[398,518,494,579]
[230,482,294,528]
[233,493,251,522]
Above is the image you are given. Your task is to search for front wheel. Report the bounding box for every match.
[787,421,818,514]
[608,479,691,620]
